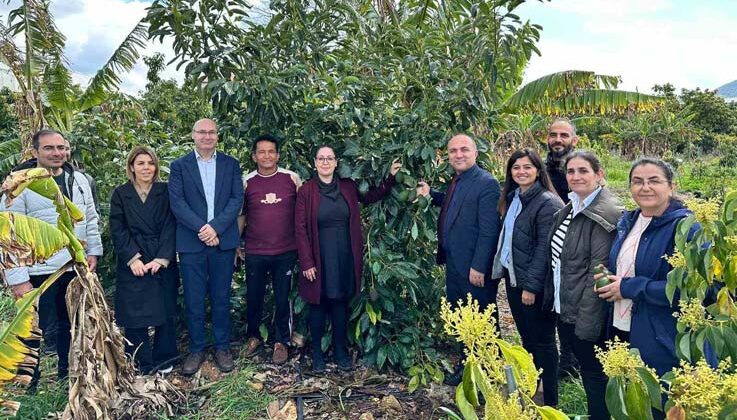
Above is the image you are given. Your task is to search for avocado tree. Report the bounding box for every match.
[147,0,662,384]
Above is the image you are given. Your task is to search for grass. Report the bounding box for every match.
[558,375,588,419]
[1,358,68,420]
[173,360,273,419]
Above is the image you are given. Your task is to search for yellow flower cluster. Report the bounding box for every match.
[483,390,538,420]
[684,197,721,225]
[595,338,659,386]
[440,294,499,355]
[664,250,686,269]
[726,235,737,248]
[669,359,737,418]
[675,298,712,330]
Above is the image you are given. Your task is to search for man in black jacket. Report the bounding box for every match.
[545,118,579,204]
[545,118,580,379]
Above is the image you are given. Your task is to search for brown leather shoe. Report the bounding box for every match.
[181,352,206,376]
[272,343,288,364]
[243,337,261,356]
[214,350,235,373]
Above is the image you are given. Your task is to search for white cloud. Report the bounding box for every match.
[520,0,737,92]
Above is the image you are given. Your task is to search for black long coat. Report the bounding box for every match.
[110,181,179,328]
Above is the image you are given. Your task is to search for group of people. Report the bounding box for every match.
[435,119,688,420]
[1,118,689,420]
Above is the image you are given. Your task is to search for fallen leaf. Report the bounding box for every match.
[380,395,402,412]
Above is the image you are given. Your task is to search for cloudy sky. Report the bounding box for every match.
[1,0,735,95]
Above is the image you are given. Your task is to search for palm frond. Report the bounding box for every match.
[78,19,149,110]
[0,139,21,176]
[42,58,77,132]
[504,70,662,115]
[7,0,67,65]
[0,211,71,268]
[0,265,71,416]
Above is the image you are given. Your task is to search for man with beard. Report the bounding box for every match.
[545,118,579,203]
[545,118,581,380]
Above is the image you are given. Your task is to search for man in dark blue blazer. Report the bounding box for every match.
[417,133,501,385]
[169,118,244,375]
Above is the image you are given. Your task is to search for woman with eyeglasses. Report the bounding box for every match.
[295,145,400,373]
[110,146,179,374]
[544,150,623,420]
[595,158,695,381]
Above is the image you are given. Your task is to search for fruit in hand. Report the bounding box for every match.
[594,264,613,289]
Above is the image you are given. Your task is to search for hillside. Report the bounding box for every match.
[717,79,737,99]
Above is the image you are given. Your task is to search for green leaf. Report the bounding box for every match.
[408,375,420,393]
[624,380,653,420]
[635,367,663,410]
[461,361,479,407]
[0,212,70,268]
[259,324,269,342]
[455,384,479,420]
[605,377,628,420]
[536,406,570,420]
[377,346,388,369]
[411,222,419,240]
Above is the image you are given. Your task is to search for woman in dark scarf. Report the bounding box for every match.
[295,146,400,373]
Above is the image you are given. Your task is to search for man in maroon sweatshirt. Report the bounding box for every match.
[237,134,302,364]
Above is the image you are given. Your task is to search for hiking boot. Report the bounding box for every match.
[214,350,235,373]
[272,343,288,365]
[312,350,326,374]
[335,347,352,371]
[243,337,261,357]
[181,352,206,376]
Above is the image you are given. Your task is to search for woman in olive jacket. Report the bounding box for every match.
[492,148,564,406]
[543,150,623,420]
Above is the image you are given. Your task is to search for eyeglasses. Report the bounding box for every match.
[630,178,668,187]
[316,157,336,163]
[194,130,218,136]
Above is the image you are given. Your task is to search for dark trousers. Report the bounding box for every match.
[245,251,296,344]
[446,260,499,362]
[124,316,178,373]
[558,322,609,420]
[180,247,236,353]
[29,271,75,379]
[506,280,559,406]
[557,321,579,376]
[309,298,348,360]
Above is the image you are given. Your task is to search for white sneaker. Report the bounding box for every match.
[157,365,174,374]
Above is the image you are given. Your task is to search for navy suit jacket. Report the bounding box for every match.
[431,165,501,277]
[168,151,244,253]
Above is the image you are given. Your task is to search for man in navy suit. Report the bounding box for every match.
[417,133,501,385]
[169,118,244,375]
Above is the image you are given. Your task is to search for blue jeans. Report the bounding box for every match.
[180,247,235,353]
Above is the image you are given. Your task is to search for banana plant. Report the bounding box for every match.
[1,168,182,419]
[0,0,149,156]
[0,202,73,416]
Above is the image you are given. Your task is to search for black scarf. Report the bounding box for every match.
[318,176,341,200]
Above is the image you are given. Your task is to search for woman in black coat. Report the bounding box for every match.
[492,148,563,406]
[110,146,179,374]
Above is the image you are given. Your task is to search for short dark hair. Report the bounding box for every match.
[563,150,603,173]
[498,148,556,214]
[628,157,675,186]
[32,129,64,150]
[252,134,280,153]
[313,144,336,158]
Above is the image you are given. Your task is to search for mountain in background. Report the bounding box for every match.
[717,80,737,100]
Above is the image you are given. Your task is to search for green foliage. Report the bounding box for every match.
[147,0,551,378]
